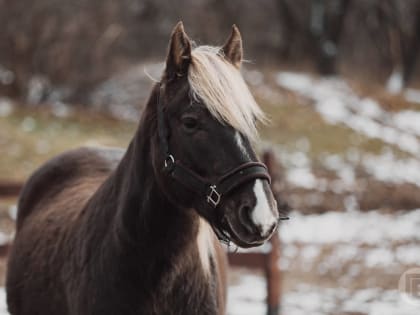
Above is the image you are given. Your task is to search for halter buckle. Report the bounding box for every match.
[207,185,221,207]
[164,155,175,171]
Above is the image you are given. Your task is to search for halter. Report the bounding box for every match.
[156,83,271,224]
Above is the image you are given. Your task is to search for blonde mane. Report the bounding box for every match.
[188,46,266,140]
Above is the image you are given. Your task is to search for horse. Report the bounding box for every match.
[6,22,280,315]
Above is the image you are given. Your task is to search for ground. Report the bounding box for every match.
[0,66,420,314]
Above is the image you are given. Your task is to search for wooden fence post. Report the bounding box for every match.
[263,151,282,315]
[0,181,22,197]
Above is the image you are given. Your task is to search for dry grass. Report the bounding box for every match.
[0,100,388,182]
[0,107,136,181]
[349,80,420,112]
[259,98,386,156]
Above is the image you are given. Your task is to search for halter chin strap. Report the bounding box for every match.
[156,82,271,219]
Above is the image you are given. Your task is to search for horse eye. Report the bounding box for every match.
[182,116,198,130]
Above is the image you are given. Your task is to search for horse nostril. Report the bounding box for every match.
[238,204,257,234]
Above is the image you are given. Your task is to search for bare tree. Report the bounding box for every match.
[276,0,350,74]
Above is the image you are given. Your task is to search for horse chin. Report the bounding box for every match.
[221,215,267,249]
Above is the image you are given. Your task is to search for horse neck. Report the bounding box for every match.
[101,89,200,265]
[75,87,218,310]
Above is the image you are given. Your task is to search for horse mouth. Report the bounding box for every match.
[219,215,267,248]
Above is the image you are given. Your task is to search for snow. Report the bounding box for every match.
[393,110,420,136]
[362,151,420,186]
[0,65,14,86]
[0,289,7,315]
[228,275,266,315]
[228,209,420,314]
[364,247,395,268]
[286,168,317,189]
[0,233,10,247]
[275,72,420,156]
[228,276,420,315]
[274,146,420,192]
[404,88,420,104]
[280,210,420,245]
[0,98,13,117]
[395,245,420,265]
[386,70,403,94]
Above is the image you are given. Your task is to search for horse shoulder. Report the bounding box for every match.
[16,146,124,230]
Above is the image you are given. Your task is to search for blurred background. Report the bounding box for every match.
[0,0,420,314]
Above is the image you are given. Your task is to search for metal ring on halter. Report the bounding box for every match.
[164,155,175,170]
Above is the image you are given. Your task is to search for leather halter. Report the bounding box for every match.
[156,83,271,214]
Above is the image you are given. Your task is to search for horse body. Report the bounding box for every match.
[7,23,279,315]
[8,145,226,315]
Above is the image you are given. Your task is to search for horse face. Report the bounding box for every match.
[155,22,279,248]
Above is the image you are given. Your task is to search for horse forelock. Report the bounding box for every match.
[188,46,266,141]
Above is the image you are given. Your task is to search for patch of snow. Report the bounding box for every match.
[321,154,356,187]
[51,101,72,118]
[395,245,420,265]
[287,168,317,189]
[404,88,420,104]
[0,98,13,117]
[364,247,395,268]
[20,117,36,133]
[229,276,419,315]
[343,195,359,212]
[386,70,403,94]
[300,245,321,269]
[276,72,313,92]
[0,65,14,85]
[362,151,420,187]
[26,75,50,105]
[0,288,8,315]
[289,151,311,168]
[329,244,360,264]
[295,137,310,152]
[280,210,420,245]
[228,274,266,315]
[0,232,10,246]
[315,97,349,124]
[393,110,420,136]
[358,98,383,119]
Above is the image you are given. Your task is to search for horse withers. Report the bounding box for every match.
[6,22,280,315]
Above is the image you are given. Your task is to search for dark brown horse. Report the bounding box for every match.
[6,23,280,315]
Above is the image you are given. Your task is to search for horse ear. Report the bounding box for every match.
[220,25,243,68]
[164,21,192,79]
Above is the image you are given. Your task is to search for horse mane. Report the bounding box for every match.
[188,46,266,140]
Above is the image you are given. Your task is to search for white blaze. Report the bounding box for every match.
[251,179,277,235]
